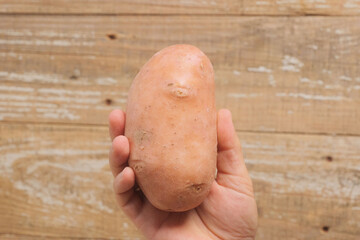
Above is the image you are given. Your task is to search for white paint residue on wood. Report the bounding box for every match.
[315,4,330,8]
[1,141,114,214]
[14,179,114,214]
[246,158,312,167]
[0,71,61,84]
[37,95,98,104]
[347,86,360,91]
[322,69,332,74]
[281,55,304,72]
[242,142,286,151]
[83,192,114,214]
[13,179,64,205]
[0,94,30,101]
[0,101,56,108]
[38,88,101,97]
[1,151,33,172]
[256,1,270,5]
[228,93,261,98]
[324,84,342,89]
[0,29,32,36]
[305,0,327,3]
[0,39,94,47]
[268,74,276,86]
[209,1,217,6]
[37,30,87,39]
[276,0,299,4]
[300,77,324,85]
[96,77,118,85]
[86,55,96,60]
[276,92,345,101]
[340,75,352,81]
[0,106,30,113]
[0,112,24,120]
[0,52,19,58]
[335,29,345,34]
[0,85,35,92]
[344,0,360,8]
[233,70,241,76]
[26,158,107,175]
[308,44,318,50]
[36,108,80,121]
[250,170,360,199]
[247,66,272,73]
[0,29,89,38]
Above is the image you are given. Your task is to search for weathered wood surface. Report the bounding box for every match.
[0,123,359,239]
[0,0,360,15]
[1,16,360,135]
[1,2,360,239]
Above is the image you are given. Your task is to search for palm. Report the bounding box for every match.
[109,109,258,240]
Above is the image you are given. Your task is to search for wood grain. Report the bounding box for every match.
[0,16,359,134]
[0,0,359,15]
[0,122,359,239]
[0,123,144,240]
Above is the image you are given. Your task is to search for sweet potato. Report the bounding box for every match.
[125,44,217,212]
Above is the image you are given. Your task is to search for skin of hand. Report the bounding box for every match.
[109,109,258,240]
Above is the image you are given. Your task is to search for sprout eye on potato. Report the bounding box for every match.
[125,44,217,212]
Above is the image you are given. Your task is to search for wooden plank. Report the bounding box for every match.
[0,123,144,240]
[242,132,360,240]
[0,0,359,15]
[0,16,360,135]
[0,122,359,239]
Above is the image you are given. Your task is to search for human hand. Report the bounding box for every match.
[109,109,258,240]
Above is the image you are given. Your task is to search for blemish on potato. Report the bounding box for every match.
[132,161,145,173]
[134,130,151,143]
[171,87,189,98]
[190,183,205,193]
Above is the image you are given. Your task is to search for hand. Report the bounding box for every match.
[109,109,258,240]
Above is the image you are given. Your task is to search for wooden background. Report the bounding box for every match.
[0,1,359,239]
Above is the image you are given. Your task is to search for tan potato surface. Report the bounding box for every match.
[125,44,217,212]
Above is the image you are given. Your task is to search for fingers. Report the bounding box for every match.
[109,109,144,220]
[113,167,143,219]
[217,109,244,175]
[216,109,253,194]
[109,109,126,141]
[109,135,130,177]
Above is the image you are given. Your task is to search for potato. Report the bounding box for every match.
[125,44,217,212]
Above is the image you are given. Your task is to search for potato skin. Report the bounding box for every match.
[125,44,217,212]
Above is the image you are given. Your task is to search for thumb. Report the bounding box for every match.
[216,109,253,195]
